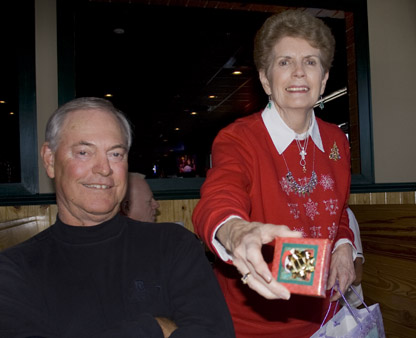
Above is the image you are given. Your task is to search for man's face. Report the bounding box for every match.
[42,109,128,226]
[128,177,160,222]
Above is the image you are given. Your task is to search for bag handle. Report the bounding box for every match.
[321,281,371,328]
[320,285,339,328]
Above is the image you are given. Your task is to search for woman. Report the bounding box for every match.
[192,10,356,337]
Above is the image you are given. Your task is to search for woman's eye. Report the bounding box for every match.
[278,60,289,66]
[306,59,317,66]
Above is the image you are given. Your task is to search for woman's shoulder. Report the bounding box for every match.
[316,117,347,140]
[218,111,264,136]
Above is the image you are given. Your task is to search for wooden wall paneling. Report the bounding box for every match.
[402,191,416,204]
[371,192,386,204]
[0,205,55,250]
[350,204,416,338]
[156,199,199,233]
[353,193,372,205]
[362,253,416,338]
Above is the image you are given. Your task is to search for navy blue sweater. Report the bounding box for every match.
[0,214,235,338]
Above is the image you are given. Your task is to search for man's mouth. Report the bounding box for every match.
[83,184,111,189]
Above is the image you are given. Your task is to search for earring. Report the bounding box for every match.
[267,95,272,109]
[319,95,324,110]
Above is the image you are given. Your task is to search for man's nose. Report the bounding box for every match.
[152,198,160,209]
[92,153,113,176]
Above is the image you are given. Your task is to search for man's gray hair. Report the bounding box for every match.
[45,97,132,152]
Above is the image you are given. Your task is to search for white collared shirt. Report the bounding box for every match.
[261,100,324,155]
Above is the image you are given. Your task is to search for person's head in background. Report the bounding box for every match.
[121,172,160,222]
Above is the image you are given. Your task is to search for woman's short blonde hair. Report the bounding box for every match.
[254,10,335,74]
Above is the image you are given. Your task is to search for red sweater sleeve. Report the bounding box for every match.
[192,122,256,254]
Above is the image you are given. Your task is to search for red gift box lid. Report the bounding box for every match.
[271,237,332,298]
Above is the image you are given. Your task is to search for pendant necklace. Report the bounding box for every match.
[281,144,318,197]
[295,135,309,173]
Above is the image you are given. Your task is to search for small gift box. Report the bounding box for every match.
[271,237,332,298]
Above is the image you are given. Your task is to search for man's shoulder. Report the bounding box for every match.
[123,216,196,241]
[1,227,53,257]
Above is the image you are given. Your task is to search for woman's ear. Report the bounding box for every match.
[259,70,272,96]
[320,71,329,95]
[41,142,56,179]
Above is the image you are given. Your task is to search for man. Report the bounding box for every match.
[121,172,160,222]
[0,97,235,338]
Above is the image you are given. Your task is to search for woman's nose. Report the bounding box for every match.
[293,62,305,77]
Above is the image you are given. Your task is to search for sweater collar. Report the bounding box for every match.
[261,101,324,155]
[51,213,125,245]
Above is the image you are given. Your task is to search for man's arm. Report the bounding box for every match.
[165,226,235,338]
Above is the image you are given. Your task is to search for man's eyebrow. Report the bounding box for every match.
[108,144,128,151]
[72,141,94,147]
[71,142,127,150]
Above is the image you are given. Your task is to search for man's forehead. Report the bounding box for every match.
[60,109,127,144]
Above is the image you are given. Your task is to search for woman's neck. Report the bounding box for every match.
[277,107,312,134]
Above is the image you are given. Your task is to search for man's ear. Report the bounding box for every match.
[259,70,272,96]
[120,200,130,216]
[41,142,56,179]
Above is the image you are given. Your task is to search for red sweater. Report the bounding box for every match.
[192,112,353,338]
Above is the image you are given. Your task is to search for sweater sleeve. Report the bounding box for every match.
[165,227,235,338]
[334,131,355,245]
[0,252,51,338]
[192,124,254,255]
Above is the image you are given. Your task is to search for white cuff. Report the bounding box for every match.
[211,215,242,262]
[333,239,357,261]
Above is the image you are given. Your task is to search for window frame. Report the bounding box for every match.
[0,0,39,203]
[57,0,375,199]
[5,0,414,206]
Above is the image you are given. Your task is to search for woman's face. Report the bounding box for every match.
[259,36,329,115]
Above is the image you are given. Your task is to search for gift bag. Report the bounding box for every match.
[310,285,385,338]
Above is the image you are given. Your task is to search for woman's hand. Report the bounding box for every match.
[326,243,356,301]
[216,218,302,300]
[353,257,363,286]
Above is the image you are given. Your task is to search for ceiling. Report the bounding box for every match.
[74,0,348,177]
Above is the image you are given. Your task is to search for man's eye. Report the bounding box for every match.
[109,151,125,161]
[76,150,89,157]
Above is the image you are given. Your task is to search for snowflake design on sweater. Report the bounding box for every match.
[303,198,320,220]
[319,174,335,191]
[288,203,300,219]
[323,199,339,215]
[280,176,291,195]
[293,226,307,238]
[310,225,322,238]
[328,222,338,240]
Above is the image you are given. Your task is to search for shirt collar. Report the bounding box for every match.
[261,101,324,154]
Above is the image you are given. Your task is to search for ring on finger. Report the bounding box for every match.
[241,272,251,284]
